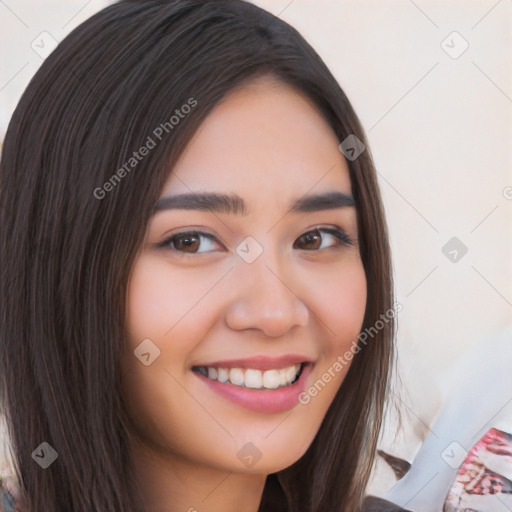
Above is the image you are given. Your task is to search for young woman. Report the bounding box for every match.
[0,1,398,510]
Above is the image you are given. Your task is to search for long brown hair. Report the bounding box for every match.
[0,1,395,510]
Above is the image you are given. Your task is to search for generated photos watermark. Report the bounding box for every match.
[93,97,198,200]
[298,301,403,405]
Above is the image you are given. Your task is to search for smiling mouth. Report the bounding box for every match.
[191,363,306,390]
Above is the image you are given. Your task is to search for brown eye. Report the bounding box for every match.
[296,229,322,250]
[172,233,201,252]
[294,228,353,251]
[158,231,221,255]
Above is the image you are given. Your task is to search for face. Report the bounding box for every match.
[121,76,367,476]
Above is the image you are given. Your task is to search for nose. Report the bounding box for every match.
[224,251,310,338]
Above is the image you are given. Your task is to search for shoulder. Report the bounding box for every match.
[362,495,412,511]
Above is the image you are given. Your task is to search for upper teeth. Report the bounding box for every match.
[196,364,302,389]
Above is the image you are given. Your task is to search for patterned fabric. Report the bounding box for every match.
[443,428,512,511]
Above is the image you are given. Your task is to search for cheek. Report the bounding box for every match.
[126,257,167,341]
[125,255,214,349]
[338,265,367,334]
[295,262,366,434]
[312,259,367,352]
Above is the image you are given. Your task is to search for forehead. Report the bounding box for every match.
[160,77,352,205]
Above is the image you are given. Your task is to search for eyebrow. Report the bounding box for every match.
[153,191,355,216]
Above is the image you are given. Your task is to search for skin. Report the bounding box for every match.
[121,75,367,512]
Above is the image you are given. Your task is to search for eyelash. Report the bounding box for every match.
[156,227,354,256]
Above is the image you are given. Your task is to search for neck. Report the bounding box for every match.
[130,437,268,512]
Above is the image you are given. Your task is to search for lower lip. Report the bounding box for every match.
[193,364,312,413]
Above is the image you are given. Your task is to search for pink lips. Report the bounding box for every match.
[192,358,313,414]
